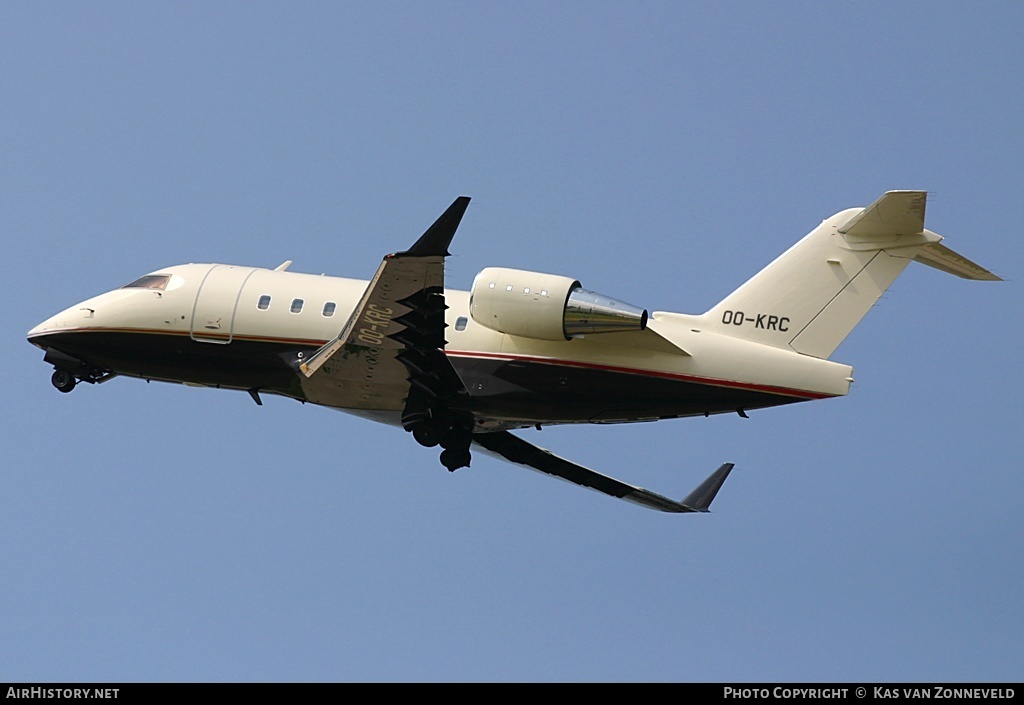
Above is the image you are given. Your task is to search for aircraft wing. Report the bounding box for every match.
[473,430,734,513]
[296,197,471,414]
[296,196,734,512]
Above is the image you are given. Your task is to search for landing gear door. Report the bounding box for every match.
[190,265,257,344]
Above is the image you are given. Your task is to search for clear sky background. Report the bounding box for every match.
[2,2,1021,683]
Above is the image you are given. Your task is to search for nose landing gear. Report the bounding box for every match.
[51,369,77,393]
[48,365,114,392]
[43,350,115,393]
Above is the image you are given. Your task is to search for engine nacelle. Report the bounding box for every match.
[469,267,648,341]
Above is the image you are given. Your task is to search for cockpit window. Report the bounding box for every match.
[122,275,171,290]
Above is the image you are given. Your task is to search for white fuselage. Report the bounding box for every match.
[25,191,997,511]
[28,261,853,429]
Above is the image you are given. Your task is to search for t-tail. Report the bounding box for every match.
[702,191,1001,359]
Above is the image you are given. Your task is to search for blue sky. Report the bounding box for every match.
[2,2,1021,682]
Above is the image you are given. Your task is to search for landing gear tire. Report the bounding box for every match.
[51,369,77,393]
[440,448,472,472]
[412,422,445,448]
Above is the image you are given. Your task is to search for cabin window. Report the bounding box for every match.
[122,275,170,290]
[455,316,468,331]
[506,284,513,291]
[322,302,336,317]
[290,298,304,314]
[257,295,271,310]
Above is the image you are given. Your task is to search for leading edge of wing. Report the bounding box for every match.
[473,431,734,513]
[296,197,470,411]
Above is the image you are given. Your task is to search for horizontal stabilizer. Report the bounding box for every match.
[839,190,927,240]
[473,430,732,513]
[914,241,1002,281]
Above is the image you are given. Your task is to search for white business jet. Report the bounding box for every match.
[27,191,1000,512]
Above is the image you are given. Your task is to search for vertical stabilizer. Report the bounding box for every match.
[701,191,997,359]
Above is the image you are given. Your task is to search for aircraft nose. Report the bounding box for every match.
[27,304,94,348]
[27,320,47,339]
[27,314,64,348]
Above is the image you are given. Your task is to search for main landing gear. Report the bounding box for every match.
[408,413,474,472]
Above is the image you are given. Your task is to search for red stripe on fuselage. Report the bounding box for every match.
[445,349,834,401]
[30,326,836,401]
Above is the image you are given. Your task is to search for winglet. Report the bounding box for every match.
[396,196,471,257]
[680,463,735,512]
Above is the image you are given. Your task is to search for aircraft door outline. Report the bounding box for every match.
[189,264,258,344]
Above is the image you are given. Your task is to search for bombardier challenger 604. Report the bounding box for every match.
[27,191,1000,512]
